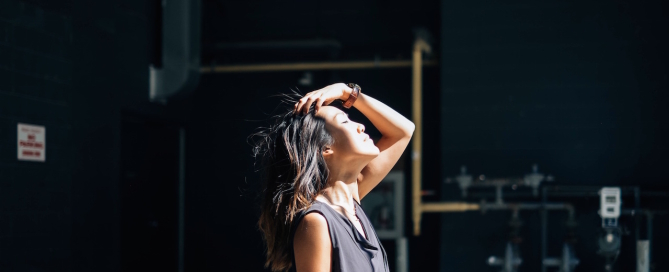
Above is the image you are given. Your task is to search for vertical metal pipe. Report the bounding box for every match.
[495,184,503,205]
[646,213,653,268]
[412,38,425,236]
[541,186,547,272]
[637,240,650,272]
[635,187,640,254]
[397,237,409,272]
[178,128,186,272]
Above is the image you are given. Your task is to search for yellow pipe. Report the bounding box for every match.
[422,202,481,213]
[200,60,437,73]
[412,38,431,235]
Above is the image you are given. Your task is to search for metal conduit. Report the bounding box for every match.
[420,202,574,216]
[201,60,437,73]
[411,37,432,235]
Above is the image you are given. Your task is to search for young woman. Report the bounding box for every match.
[254,83,414,272]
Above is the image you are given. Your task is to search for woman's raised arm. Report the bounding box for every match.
[347,88,414,199]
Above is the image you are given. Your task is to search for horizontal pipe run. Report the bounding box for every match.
[482,202,572,211]
[482,202,575,218]
[621,209,669,216]
[201,60,438,73]
[422,202,481,212]
[419,202,574,216]
[212,40,342,50]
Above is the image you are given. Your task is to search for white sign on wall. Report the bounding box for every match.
[17,123,46,162]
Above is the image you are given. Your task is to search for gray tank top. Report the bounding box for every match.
[290,200,389,272]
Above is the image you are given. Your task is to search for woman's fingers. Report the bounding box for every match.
[294,87,336,114]
[294,92,316,114]
[314,96,325,113]
[296,93,310,113]
[302,94,322,115]
[294,97,307,114]
[302,96,313,113]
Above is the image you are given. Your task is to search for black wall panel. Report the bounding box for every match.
[440,0,669,271]
[1,0,152,270]
[0,1,74,270]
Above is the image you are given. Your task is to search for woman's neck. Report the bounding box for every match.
[316,172,362,217]
[317,156,369,214]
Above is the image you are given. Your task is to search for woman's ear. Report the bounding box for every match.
[322,146,334,157]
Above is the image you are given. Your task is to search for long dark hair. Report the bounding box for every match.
[251,94,337,271]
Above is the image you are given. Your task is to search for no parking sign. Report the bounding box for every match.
[17,123,45,162]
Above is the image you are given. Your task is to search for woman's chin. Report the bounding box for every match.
[350,146,380,159]
[367,147,381,157]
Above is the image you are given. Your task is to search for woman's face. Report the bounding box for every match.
[316,106,380,160]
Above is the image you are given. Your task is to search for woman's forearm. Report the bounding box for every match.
[352,92,415,140]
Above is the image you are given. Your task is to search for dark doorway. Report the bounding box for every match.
[120,113,181,271]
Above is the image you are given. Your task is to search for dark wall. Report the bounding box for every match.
[72,0,154,270]
[0,1,74,270]
[440,0,668,186]
[1,0,153,270]
[440,0,668,271]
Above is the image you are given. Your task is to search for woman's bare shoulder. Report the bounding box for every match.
[293,212,331,272]
[295,212,329,241]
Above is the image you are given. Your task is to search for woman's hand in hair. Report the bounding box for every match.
[294,83,352,115]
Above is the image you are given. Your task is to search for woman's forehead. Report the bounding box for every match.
[317,106,345,119]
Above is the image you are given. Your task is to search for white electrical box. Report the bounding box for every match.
[599,187,621,227]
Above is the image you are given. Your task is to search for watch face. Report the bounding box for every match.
[347,83,361,94]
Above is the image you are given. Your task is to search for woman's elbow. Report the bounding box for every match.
[406,121,416,136]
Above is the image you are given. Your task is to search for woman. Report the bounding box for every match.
[254,83,414,272]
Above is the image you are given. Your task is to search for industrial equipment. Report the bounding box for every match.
[599,187,622,228]
[543,243,580,272]
[488,242,522,272]
[597,187,622,271]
